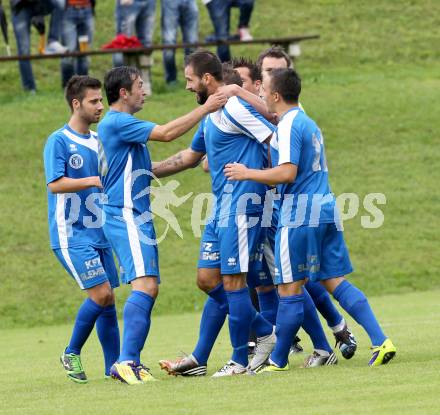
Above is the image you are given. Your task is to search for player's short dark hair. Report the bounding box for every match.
[256,45,291,71]
[104,66,142,106]
[269,68,301,103]
[65,75,101,110]
[185,50,223,81]
[230,57,261,81]
[222,63,243,87]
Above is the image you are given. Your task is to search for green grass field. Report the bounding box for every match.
[0,1,440,411]
[1,290,439,415]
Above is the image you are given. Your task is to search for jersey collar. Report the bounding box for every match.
[64,124,91,140]
[279,106,301,122]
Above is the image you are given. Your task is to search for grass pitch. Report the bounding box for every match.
[1,290,439,415]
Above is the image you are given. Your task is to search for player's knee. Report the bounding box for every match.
[91,286,114,307]
[147,284,159,299]
[321,276,346,294]
[197,268,221,293]
[256,285,275,294]
[196,273,212,293]
[223,274,246,291]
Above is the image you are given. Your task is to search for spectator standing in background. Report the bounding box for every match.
[45,0,68,54]
[234,0,254,41]
[113,0,156,67]
[203,0,230,62]
[10,0,43,92]
[61,0,94,87]
[161,0,198,85]
[203,0,255,62]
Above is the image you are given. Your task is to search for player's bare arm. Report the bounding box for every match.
[152,148,205,178]
[48,176,102,193]
[224,162,297,186]
[218,84,277,124]
[149,92,227,142]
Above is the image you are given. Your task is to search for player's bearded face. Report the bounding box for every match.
[185,65,209,105]
[195,82,209,105]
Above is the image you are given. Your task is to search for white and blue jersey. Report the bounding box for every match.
[270,107,337,227]
[44,125,109,249]
[191,96,275,220]
[97,110,156,214]
[44,125,119,290]
[97,110,160,283]
[194,96,275,274]
[270,108,352,284]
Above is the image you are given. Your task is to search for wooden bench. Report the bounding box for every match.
[0,35,319,94]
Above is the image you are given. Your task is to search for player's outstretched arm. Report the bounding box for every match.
[47,176,102,193]
[224,162,297,186]
[149,92,227,142]
[218,84,278,124]
[152,148,205,178]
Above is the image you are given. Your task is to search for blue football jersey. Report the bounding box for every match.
[97,110,156,216]
[191,96,275,220]
[43,125,110,249]
[270,108,337,227]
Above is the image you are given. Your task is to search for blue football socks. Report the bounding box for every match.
[270,294,304,368]
[251,312,274,338]
[302,289,333,353]
[333,280,386,346]
[66,298,104,355]
[305,280,343,328]
[118,290,154,364]
[192,296,227,365]
[257,288,279,326]
[226,287,257,367]
[96,304,120,376]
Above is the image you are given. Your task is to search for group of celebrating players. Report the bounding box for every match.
[43,45,396,385]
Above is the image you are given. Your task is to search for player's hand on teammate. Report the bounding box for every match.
[217,84,239,98]
[224,163,249,181]
[203,92,228,113]
[90,176,103,189]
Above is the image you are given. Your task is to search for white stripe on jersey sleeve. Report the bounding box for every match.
[122,152,146,277]
[208,109,239,135]
[62,128,98,153]
[223,96,273,143]
[277,110,299,165]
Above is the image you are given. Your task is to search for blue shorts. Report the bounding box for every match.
[274,223,353,285]
[53,246,120,290]
[247,227,275,289]
[198,213,262,275]
[103,206,160,284]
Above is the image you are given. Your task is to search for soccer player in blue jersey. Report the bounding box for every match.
[43,76,120,384]
[155,51,279,377]
[97,66,227,385]
[256,47,359,362]
[157,58,337,375]
[224,68,397,370]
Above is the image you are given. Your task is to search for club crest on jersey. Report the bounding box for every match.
[69,154,83,169]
